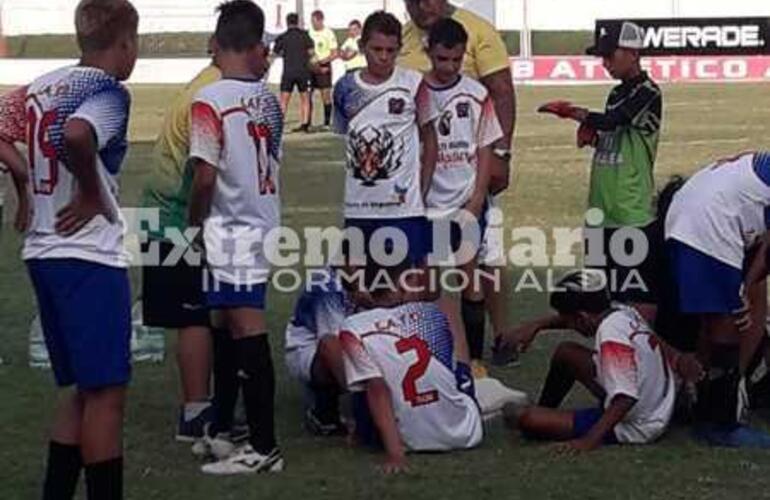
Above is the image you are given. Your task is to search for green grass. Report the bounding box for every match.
[1,83,770,499]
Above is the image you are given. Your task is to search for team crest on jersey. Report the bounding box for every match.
[438,110,453,137]
[456,101,470,118]
[347,125,403,186]
[388,98,406,115]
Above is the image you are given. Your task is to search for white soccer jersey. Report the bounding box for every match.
[594,304,675,444]
[666,151,770,269]
[22,66,131,267]
[340,302,482,452]
[190,78,283,286]
[426,75,502,216]
[334,66,438,219]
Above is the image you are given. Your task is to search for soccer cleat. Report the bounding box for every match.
[491,337,521,368]
[475,377,530,421]
[200,445,284,475]
[191,423,238,460]
[471,359,489,380]
[694,424,770,449]
[176,404,214,442]
[304,408,347,437]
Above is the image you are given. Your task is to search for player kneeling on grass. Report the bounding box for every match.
[285,267,355,436]
[0,1,139,498]
[188,0,283,475]
[339,263,483,473]
[505,269,691,452]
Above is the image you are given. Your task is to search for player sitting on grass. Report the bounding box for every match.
[664,151,770,448]
[0,86,32,234]
[422,17,504,377]
[188,0,283,475]
[285,267,355,436]
[0,1,139,498]
[339,262,483,474]
[333,10,438,292]
[504,269,697,452]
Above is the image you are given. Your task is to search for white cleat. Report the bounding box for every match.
[475,377,530,421]
[191,424,238,460]
[200,445,284,475]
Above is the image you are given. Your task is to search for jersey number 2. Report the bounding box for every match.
[395,336,439,407]
[26,106,59,195]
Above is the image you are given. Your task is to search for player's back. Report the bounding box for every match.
[340,301,482,451]
[23,65,131,267]
[190,78,283,285]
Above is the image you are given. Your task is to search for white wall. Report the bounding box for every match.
[1,0,768,35]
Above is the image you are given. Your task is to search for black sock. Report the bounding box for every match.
[312,384,341,424]
[697,343,742,427]
[212,329,239,434]
[323,104,332,126]
[538,353,577,408]
[84,457,122,500]
[462,298,486,361]
[235,335,277,454]
[43,441,82,500]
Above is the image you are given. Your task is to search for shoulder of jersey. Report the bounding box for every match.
[598,307,636,336]
[457,75,488,99]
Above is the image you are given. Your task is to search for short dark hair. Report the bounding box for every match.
[361,11,402,46]
[428,17,468,49]
[549,269,611,315]
[349,19,362,28]
[214,0,265,51]
[286,12,299,26]
[75,0,138,52]
[311,10,324,20]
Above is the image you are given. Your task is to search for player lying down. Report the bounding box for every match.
[503,269,702,452]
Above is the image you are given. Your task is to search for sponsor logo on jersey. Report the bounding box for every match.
[388,97,406,115]
[456,101,470,118]
[347,125,404,186]
[438,110,453,136]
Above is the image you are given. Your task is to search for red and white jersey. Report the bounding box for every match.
[340,302,482,452]
[666,151,770,269]
[333,67,438,219]
[594,304,675,444]
[190,78,283,286]
[426,75,502,216]
[20,66,131,267]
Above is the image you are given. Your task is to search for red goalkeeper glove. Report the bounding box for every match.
[537,100,580,119]
[576,123,598,148]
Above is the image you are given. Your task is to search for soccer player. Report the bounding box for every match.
[187,0,284,474]
[537,21,662,324]
[273,12,314,132]
[284,267,354,435]
[505,270,682,451]
[333,10,438,283]
[308,10,338,130]
[422,18,504,376]
[665,151,770,447]
[340,264,483,473]
[1,1,138,498]
[0,85,32,233]
[340,20,366,73]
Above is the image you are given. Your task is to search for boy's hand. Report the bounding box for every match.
[576,123,598,148]
[379,455,408,475]
[537,100,579,119]
[675,353,705,384]
[554,438,598,456]
[503,321,541,353]
[55,191,114,236]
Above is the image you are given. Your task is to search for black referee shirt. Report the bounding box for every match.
[274,27,314,75]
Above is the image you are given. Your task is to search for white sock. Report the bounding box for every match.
[184,401,211,422]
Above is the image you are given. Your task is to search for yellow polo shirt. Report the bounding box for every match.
[399,7,510,79]
[310,27,338,62]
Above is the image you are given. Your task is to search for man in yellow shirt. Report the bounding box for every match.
[340,19,366,73]
[308,9,338,129]
[400,0,517,375]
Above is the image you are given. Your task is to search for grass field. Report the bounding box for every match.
[1,82,770,499]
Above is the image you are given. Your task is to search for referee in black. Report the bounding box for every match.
[274,13,314,132]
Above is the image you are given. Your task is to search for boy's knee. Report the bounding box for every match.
[552,341,583,365]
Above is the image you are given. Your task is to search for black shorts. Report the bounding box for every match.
[141,239,209,329]
[585,222,662,305]
[311,64,333,89]
[281,71,310,93]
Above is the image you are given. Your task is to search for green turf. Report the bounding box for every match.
[1,82,770,499]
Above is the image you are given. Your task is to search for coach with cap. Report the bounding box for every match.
[400,0,515,192]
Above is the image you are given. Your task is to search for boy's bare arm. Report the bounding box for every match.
[365,378,407,473]
[419,122,438,201]
[0,139,32,232]
[55,118,112,236]
[465,144,493,217]
[187,159,218,230]
[501,314,568,352]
